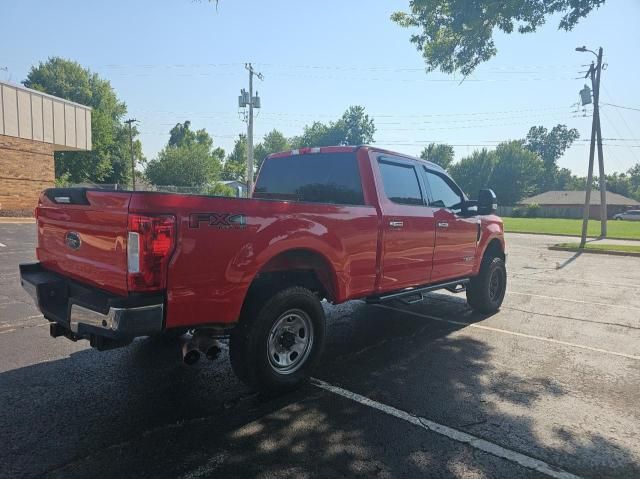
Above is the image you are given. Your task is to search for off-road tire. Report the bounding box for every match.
[229,286,325,394]
[466,256,507,314]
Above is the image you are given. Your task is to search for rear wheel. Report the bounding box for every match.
[466,256,506,314]
[230,286,325,394]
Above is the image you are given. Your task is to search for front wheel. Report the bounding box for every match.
[466,256,507,314]
[229,286,326,394]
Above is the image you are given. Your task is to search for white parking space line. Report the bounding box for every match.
[375,304,640,361]
[311,378,583,479]
[0,242,6,247]
[507,291,640,312]
[509,273,640,291]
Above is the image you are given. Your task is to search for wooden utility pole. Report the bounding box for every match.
[125,119,138,191]
[577,46,606,247]
[594,48,607,237]
[243,63,263,198]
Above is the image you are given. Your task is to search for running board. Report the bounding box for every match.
[365,279,469,304]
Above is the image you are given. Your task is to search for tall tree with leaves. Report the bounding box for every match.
[24,57,143,184]
[392,0,606,76]
[490,141,544,205]
[449,141,543,204]
[145,122,224,187]
[449,149,496,198]
[254,129,290,171]
[222,134,248,182]
[419,143,454,169]
[291,106,376,148]
[524,124,579,190]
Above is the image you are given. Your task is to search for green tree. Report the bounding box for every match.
[392,0,605,76]
[601,173,631,198]
[490,141,544,205]
[449,149,496,198]
[524,124,579,190]
[254,129,290,171]
[145,122,224,187]
[419,143,455,170]
[222,134,248,182]
[627,163,640,201]
[291,106,376,148]
[23,57,143,185]
[449,141,543,204]
[336,105,376,146]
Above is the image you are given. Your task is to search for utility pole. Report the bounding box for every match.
[576,46,606,246]
[239,63,263,197]
[125,119,138,191]
[594,48,607,237]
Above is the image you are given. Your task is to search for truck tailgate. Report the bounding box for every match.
[36,189,132,296]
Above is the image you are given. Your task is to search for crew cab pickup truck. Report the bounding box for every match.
[20,146,506,392]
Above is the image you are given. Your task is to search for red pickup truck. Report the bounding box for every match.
[20,146,506,392]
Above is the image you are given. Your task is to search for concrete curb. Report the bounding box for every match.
[0,218,35,224]
[505,230,640,242]
[549,245,640,257]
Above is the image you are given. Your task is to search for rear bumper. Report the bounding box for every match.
[20,262,164,349]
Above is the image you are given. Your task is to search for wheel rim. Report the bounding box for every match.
[267,309,314,375]
[489,268,503,302]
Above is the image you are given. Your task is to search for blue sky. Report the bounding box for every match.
[3,0,639,175]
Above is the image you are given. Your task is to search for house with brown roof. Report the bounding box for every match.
[519,190,640,219]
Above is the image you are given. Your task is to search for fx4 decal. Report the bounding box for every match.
[189,213,247,229]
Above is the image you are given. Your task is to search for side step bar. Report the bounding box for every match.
[365,278,469,304]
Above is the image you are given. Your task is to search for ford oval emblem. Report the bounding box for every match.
[65,231,82,250]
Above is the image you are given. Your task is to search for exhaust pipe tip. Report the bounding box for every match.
[183,348,200,365]
[181,339,200,365]
[205,345,222,361]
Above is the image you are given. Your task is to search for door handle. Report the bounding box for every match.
[437,221,449,228]
[389,221,404,228]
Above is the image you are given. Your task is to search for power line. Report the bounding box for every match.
[601,102,640,113]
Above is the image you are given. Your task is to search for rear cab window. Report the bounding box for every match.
[254,152,364,205]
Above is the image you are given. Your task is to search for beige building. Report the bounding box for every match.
[0,80,92,215]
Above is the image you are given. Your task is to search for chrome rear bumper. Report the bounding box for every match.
[19,262,164,349]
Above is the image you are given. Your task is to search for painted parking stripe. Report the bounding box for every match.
[508,291,640,312]
[0,242,6,247]
[311,378,582,479]
[375,304,640,361]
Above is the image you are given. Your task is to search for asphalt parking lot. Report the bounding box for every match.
[1,223,639,479]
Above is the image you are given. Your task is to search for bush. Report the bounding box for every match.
[512,206,524,218]
[526,203,540,218]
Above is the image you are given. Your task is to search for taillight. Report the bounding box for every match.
[127,214,176,292]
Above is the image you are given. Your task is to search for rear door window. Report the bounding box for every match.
[254,152,364,205]
[377,160,424,206]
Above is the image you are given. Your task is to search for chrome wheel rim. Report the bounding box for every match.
[267,309,314,375]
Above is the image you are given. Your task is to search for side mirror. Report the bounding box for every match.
[477,189,497,215]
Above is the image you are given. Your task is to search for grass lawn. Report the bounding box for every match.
[503,217,640,240]
[554,242,640,254]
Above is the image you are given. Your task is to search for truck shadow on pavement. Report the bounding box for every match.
[0,298,637,478]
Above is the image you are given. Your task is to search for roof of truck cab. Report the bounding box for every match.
[266,145,445,172]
